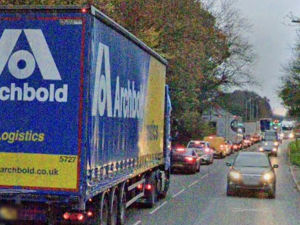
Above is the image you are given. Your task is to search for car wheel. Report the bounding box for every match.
[191,164,197,174]
[268,185,276,199]
[226,184,235,196]
[196,163,200,172]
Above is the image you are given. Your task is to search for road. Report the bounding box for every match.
[126,141,300,225]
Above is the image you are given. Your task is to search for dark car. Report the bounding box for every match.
[171,148,201,173]
[226,152,278,198]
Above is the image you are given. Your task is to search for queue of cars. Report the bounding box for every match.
[171,133,263,174]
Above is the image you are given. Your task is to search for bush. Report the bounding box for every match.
[289,139,300,166]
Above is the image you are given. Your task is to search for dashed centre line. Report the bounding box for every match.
[188,180,199,187]
[132,220,142,225]
[149,201,168,215]
[172,188,186,198]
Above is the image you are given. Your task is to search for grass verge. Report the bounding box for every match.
[289,139,300,167]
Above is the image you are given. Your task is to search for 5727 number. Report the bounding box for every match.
[59,156,76,163]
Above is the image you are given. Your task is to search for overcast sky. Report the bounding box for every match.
[234,0,300,116]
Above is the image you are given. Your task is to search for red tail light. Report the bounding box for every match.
[77,213,84,221]
[63,212,70,220]
[185,156,195,162]
[81,8,87,13]
[87,211,93,217]
[176,148,186,152]
[145,184,152,190]
[137,183,143,190]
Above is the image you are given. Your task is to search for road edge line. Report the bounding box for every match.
[289,165,300,191]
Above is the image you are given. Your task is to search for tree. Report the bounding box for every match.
[279,32,300,118]
[1,0,255,140]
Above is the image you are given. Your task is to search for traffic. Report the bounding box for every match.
[0,3,299,225]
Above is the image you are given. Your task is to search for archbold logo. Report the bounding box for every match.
[92,42,145,119]
[0,29,68,102]
[0,29,61,80]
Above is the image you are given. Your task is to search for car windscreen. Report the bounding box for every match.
[282,126,293,131]
[188,142,205,148]
[264,132,277,141]
[234,154,270,167]
[173,149,194,156]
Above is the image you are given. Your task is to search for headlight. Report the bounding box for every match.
[263,172,274,182]
[259,147,264,151]
[272,148,277,152]
[280,133,284,138]
[274,142,279,146]
[289,133,294,138]
[229,171,241,180]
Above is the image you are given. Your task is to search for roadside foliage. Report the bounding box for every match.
[280,34,300,118]
[1,0,254,141]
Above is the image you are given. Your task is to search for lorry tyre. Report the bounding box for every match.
[108,188,118,225]
[117,183,126,225]
[100,192,109,225]
[157,170,170,199]
[145,173,158,208]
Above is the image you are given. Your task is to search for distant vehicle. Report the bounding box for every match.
[226,152,278,198]
[204,136,227,158]
[171,148,201,173]
[187,140,214,164]
[232,142,242,152]
[281,126,294,139]
[259,131,279,156]
[225,140,234,155]
[251,133,261,143]
[260,118,272,132]
[242,135,252,148]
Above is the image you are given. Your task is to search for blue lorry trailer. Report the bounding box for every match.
[0,5,171,224]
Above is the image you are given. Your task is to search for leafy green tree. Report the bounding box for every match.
[1,0,254,140]
[279,34,300,118]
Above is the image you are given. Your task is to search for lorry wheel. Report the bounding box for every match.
[145,173,158,208]
[158,170,170,199]
[100,192,109,225]
[108,188,118,225]
[117,183,126,225]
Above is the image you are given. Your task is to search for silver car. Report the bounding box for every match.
[259,131,279,156]
[187,140,214,164]
[226,152,278,198]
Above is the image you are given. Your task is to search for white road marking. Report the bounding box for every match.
[149,201,168,215]
[232,208,269,213]
[172,188,186,198]
[188,180,199,188]
[132,220,142,225]
[200,173,208,179]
